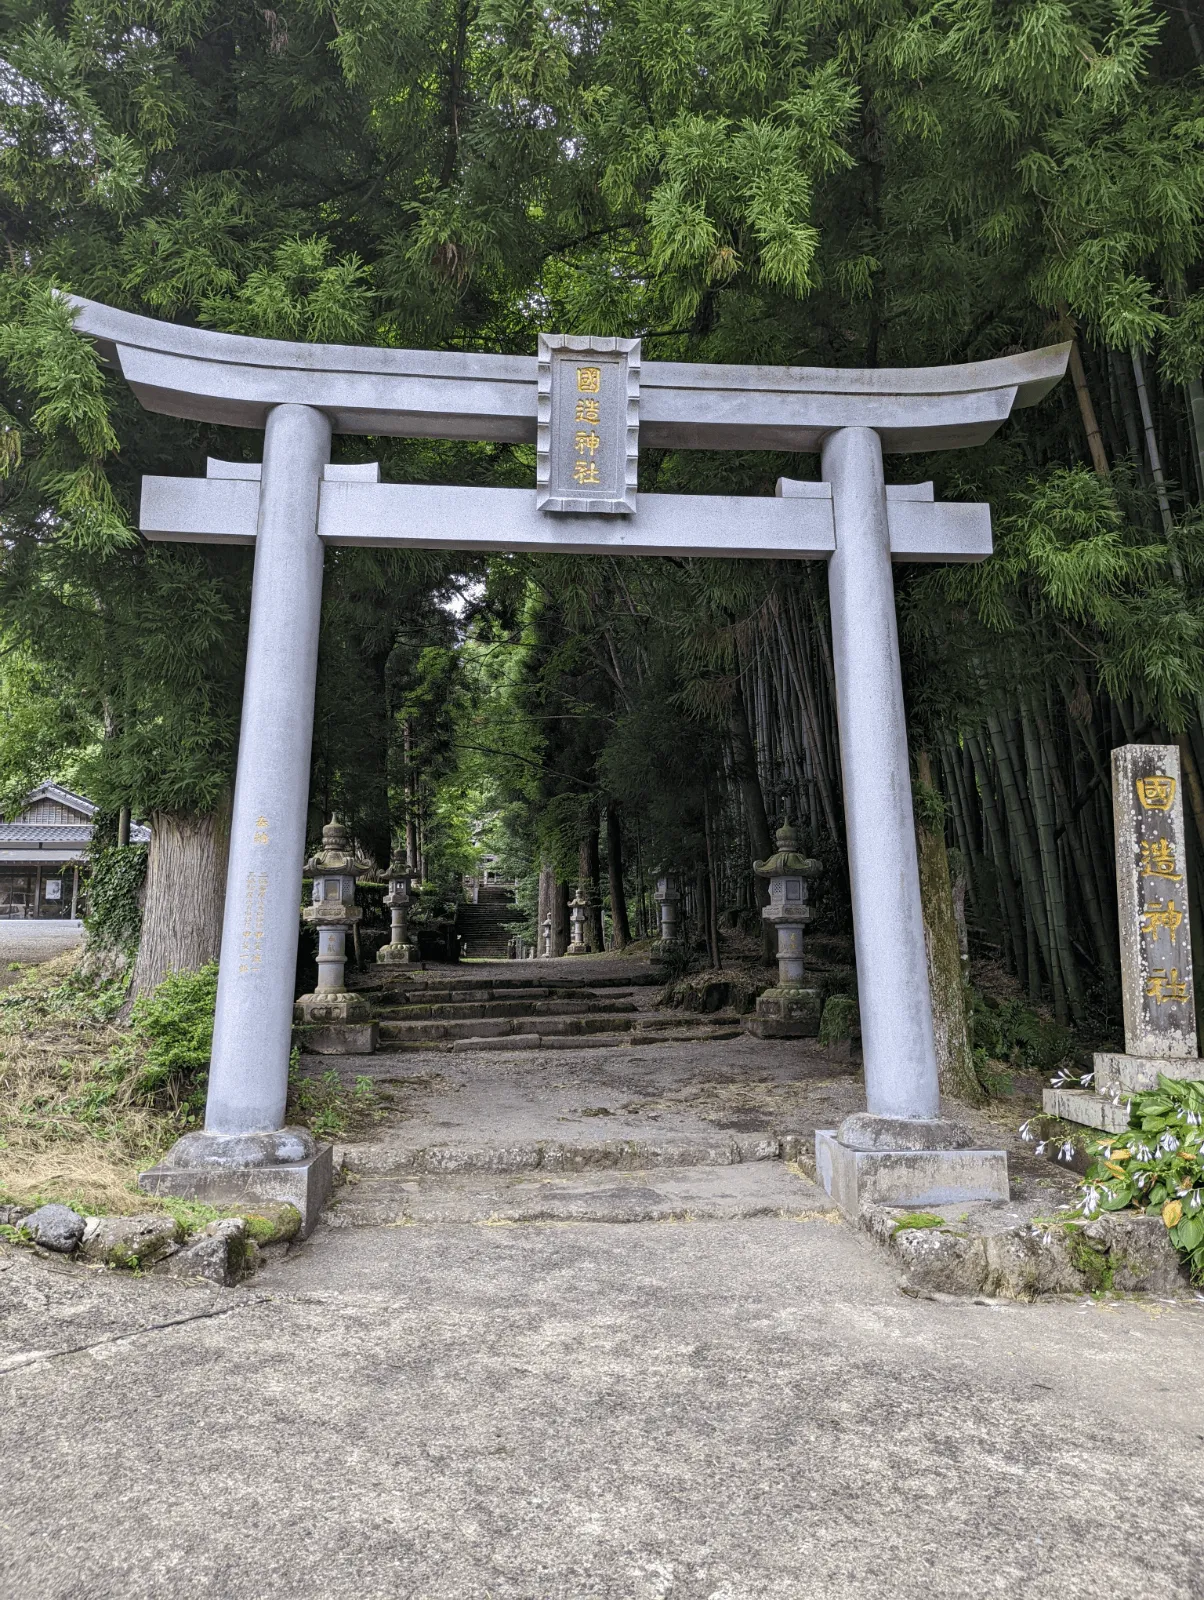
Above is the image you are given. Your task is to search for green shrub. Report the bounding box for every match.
[130,963,218,1118]
[970,993,1075,1076]
[1078,1075,1204,1282]
[819,993,857,1046]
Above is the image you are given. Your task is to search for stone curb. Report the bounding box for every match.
[861,1203,1187,1301]
[0,1199,300,1289]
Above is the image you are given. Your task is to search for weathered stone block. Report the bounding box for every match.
[294,1021,378,1055]
[158,1218,247,1286]
[1093,1050,1204,1096]
[980,1227,1083,1301]
[1042,1086,1130,1133]
[892,1228,988,1295]
[139,1144,333,1238]
[816,1129,1008,1212]
[1081,1212,1185,1293]
[19,1203,85,1253]
[80,1213,181,1268]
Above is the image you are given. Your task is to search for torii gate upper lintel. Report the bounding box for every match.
[65,295,1070,1225]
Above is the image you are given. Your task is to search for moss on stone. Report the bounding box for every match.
[892,1212,945,1235]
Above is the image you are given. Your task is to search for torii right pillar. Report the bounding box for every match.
[814,427,1009,1212]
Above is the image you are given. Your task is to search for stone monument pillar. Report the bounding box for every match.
[745,823,823,1038]
[377,852,417,966]
[653,868,681,951]
[542,913,553,959]
[294,818,378,1055]
[1046,744,1202,1132]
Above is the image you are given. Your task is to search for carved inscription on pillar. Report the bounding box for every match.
[536,334,639,514]
[1114,743,1198,1058]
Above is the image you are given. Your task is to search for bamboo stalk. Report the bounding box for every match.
[1131,347,1175,533]
[987,710,1056,999]
[967,730,1028,986]
[1033,698,1117,982]
[1060,319,1110,477]
[1021,701,1084,1023]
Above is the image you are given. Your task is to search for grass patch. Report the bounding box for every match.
[0,953,387,1214]
[0,952,179,1214]
[287,1062,386,1141]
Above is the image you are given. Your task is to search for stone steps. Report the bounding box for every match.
[375,1015,742,1050]
[377,997,638,1023]
[361,970,660,999]
[337,1130,804,1178]
[323,1162,836,1227]
[378,1012,637,1044]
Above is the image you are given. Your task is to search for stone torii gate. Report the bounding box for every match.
[68,297,1068,1227]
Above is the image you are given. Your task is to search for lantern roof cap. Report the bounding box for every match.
[304,815,374,875]
[754,821,822,879]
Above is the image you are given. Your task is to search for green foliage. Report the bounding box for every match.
[84,845,147,955]
[286,1063,385,1141]
[1079,1078,1204,1281]
[969,993,1075,1076]
[129,962,218,1117]
[0,648,98,816]
[819,994,858,1047]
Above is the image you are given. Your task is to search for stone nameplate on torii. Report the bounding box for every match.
[65,293,1070,1226]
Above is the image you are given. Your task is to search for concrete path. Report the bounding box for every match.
[3,1210,1201,1599]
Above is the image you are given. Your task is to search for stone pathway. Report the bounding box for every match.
[3,1210,1201,1598]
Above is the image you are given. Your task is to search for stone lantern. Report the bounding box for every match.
[294,817,377,1051]
[541,913,554,959]
[376,850,417,966]
[747,821,823,1037]
[566,887,589,955]
[652,868,681,950]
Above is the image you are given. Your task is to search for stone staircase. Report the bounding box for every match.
[454,884,524,958]
[365,965,745,1053]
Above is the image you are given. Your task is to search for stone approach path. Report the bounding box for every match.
[4,955,1203,1597]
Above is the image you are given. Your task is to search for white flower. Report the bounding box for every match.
[1080,1071,1094,1086]
[1082,1186,1101,1217]
[1187,1112,1201,1128]
[1135,1143,1152,1161]
[1019,1120,1033,1141]
[1158,1133,1180,1154]
[1059,1140,1075,1162]
[1034,1141,1047,1156]
[1191,1191,1202,1212]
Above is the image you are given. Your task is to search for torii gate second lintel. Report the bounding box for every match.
[66,297,1069,1224]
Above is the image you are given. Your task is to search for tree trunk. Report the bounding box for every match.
[537,861,555,954]
[605,804,631,949]
[915,754,983,1105]
[551,878,569,957]
[131,805,230,999]
[579,810,604,951]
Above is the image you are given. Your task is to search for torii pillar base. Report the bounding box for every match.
[139,1129,333,1238]
[816,1116,1008,1215]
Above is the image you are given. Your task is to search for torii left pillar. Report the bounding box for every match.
[141,404,335,1233]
